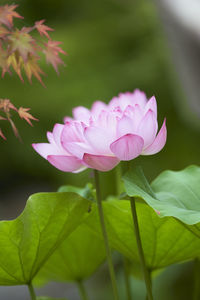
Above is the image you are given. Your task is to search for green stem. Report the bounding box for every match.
[123,257,132,300]
[146,271,152,300]
[77,280,89,300]
[94,170,120,300]
[28,282,37,300]
[193,258,200,300]
[115,164,123,196]
[130,198,153,300]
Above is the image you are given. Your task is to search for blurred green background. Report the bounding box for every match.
[0,0,199,299]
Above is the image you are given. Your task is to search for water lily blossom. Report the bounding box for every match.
[33,89,167,172]
[32,124,86,173]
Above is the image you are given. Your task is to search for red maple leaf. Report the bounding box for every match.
[4,53,24,82]
[0,5,23,28]
[0,5,67,86]
[0,26,10,38]
[0,128,6,140]
[45,40,66,55]
[34,20,54,39]
[18,107,38,126]
[0,99,38,141]
[0,47,10,77]
[0,98,17,113]
[0,115,6,120]
[43,40,66,73]
[24,55,45,86]
[8,29,36,62]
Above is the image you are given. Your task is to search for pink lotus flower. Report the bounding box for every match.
[32,124,86,173]
[33,89,167,172]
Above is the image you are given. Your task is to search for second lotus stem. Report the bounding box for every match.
[77,280,89,300]
[130,197,153,300]
[27,282,37,300]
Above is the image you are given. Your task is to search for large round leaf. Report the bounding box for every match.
[0,192,90,285]
[123,165,200,225]
[35,223,106,284]
[85,200,200,270]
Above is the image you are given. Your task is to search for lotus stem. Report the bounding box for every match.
[193,258,200,300]
[28,282,37,300]
[94,170,120,300]
[130,197,153,300]
[77,280,89,300]
[123,257,132,300]
[115,164,123,196]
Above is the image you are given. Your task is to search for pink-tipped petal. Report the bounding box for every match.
[32,143,59,159]
[47,132,54,144]
[108,97,118,109]
[116,115,134,138]
[61,121,84,145]
[95,110,109,128]
[47,155,84,172]
[52,123,64,147]
[131,89,147,107]
[144,96,157,118]
[63,116,73,123]
[63,142,92,159]
[84,126,113,154]
[109,93,132,110]
[124,104,143,131]
[83,153,119,172]
[117,93,134,110]
[91,101,108,115]
[96,111,118,137]
[142,119,167,155]
[72,106,90,123]
[137,109,158,148]
[110,134,144,161]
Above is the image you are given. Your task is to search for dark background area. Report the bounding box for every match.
[0,0,199,299]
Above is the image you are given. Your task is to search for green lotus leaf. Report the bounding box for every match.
[0,192,90,285]
[85,199,200,270]
[35,223,106,284]
[123,165,200,225]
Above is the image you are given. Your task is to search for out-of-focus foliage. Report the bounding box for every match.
[0,4,66,85]
[0,4,66,141]
[0,98,38,140]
